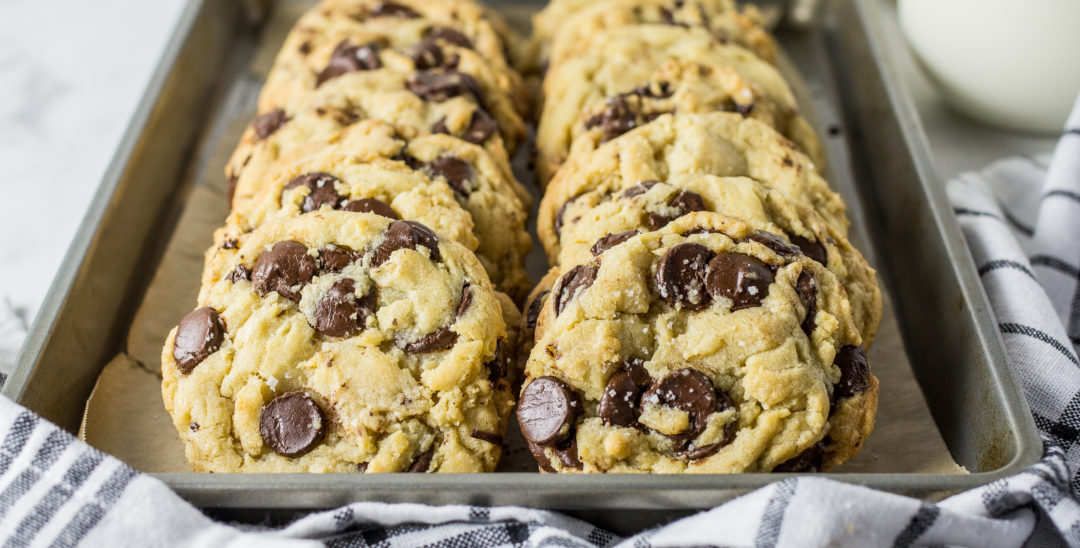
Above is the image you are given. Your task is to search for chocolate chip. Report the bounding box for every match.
[225,265,251,283]
[527,440,557,472]
[409,39,446,70]
[470,429,503,446]
[555,437,583,469]
[227,173,239,205]
[401,326,457,353]
[624,359,652,387]
[423,156,472,196]
[553,264,599,316]
[485,339,509,382]
[371,220,441,267]
[682,227,720,236]
[222,238,238,250]
[456,284,473,318]
[525,290,549,330]
[318,245,362,273]
[313,279,373,337]
[316,41,381,87]
[283,172,343,213]
[173,307,226,374]
[372,1,420,18]
[424,27,471,48]
[189,421,199,432]
[834,346,870,399]
[408,447,434,472]
[432,116,450,135]
[599,370,644,427]
[252,109,289,140]
[621,180,660,199]
[797,271,817,336]
[252,240,317,302]
[341,197,399,219]
[631,81,673,99]
[591,230,639,256]
[704,253,775,311]
[639,369,718,440]
[584,95,637,142]
[646,189,705,230]
[678,442,723,461]
[462,109,497,145]
[554,200,574,237]
[356,462,369,473]
[773,441,825,473]
[259,391,325,457]
[732,101,755,117]
[517,376,580,445]
[655,243,714,310]
[746,231,801,257]
[791,234,827,265]
[407,70,479,102]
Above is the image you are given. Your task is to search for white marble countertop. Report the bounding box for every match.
[0,0,1061,371]
[0,0,186,366]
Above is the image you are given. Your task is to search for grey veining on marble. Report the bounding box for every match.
[0,0,187,369]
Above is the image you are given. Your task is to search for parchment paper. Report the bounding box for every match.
[80,0,966,476]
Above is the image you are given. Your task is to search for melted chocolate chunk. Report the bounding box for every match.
[407,70,481,102]
[252,241,317,302]
[655,243,714,310]
[313,279,373,337]
[527,440,557,472]
[225,265,251,283]
[173,307,226,374]
[252,109,289,140]
[424,27,471,48]
[283,172,343,213]
[639,369,718,441]
[598,368,645,427]
[316,41,381,86]
[682,227,720,236]
[834,345,870,399]
[584,95,637,142]
[401,326,457,353]
[796,271,817,336]
[318,245,362,273]
[746,230,801,257]
[371,220,441,267]
[773,441,825,473]
[555,437,583,469]
[462,109,498,144]
[372,1,420,18]
[470,429,503,446]
[408,447,434,472]
[525,290,549,330]
[647,189,706,229]
[456,284,474,318]
[554,199,573,237]
[485,339,509,382]
[553,264,599,316]
[259,391,325,457]
[423,156,472,196]
[621,180,660,199]
[791,234,827,265]
[591,230,639,256]
[630,81,674,99]
[409,39,447,70]
[517,376,580,445]
[704,253,775,311]
[341,197,399,219]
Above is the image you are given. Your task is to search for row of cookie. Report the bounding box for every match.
[514,1,882,473]
[161,0,536,473]
[224,0,535,300]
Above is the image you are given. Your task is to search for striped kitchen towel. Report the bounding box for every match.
[3,110,1080,547]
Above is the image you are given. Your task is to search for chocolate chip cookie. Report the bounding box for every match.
[259,0,528,119]
[226,70,520,211]
[539,174,880,344]
[536,25,819,183]
[520,213,876,473]
[545,112,847,238]
[223,121,533,301]
[163,211,516,472]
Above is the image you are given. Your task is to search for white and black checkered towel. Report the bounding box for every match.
[3,100,1080,547]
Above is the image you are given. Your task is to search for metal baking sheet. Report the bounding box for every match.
[5,0,1041,532]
